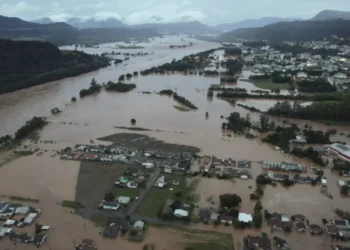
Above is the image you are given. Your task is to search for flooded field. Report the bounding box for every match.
[1,36,350,249]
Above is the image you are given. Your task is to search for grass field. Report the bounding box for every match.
[210,84,222,89]
[119,46,145,49]
[250,78,290,90]
[137,173,199,217]
[173,105,191,112]
[91,214,109,227]
[112,187,140,198]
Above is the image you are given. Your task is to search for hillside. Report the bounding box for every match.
[311,10,350,21]
[66,17,126,29]
[0,39,110,94]
[133,21,220,35]
[215,17,301,32]
[219,19,350,42]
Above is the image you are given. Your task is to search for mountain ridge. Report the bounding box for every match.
[310,10,350,21]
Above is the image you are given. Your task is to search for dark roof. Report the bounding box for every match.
[292,214,306,220]
[334,220,347,226]
[220,215,234,222]
[33,233,47,245]
[198,209,211,220]
[336,245,350,250]
[310,224,323,232]
[103,217,128,238]
[270,218,283,228]
[82,239,95,246]
[18,233,32,243]
[244,235,272,250]
[326,224,339,234]
[296,222,306,229]
[0,202,9,211]
[270,212,281,220]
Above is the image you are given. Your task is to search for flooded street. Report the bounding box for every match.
[1,36,350,249]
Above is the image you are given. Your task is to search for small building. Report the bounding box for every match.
[99,201,120,211]
[221,215,234,225]
[296,222,306,232]
[309,224,323,235]
[198,209,211,222]
[174,209,189,218]
[82,239,95,248]
[34,233,47,246]
[292,214,306,221]
[333,219,350,230]
[0,202,9,213]
[238,213,253,223]
[15,206,30,215]
[243,235,272,250]
[118,196,131,204]
[210,213,219,222]
[339,230,350,240]
[270,218,283,231]
[24,213,38,224]
[103,217,128,238]
[134,220,145,231]
[325,224,339,236]
[335,245,350,250]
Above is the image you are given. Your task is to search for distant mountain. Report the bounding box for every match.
[215,17,302,32]
[311,10,350,21]
[34,17,53,24]
[219,19,350,42]
[0,15,160,45]
[132,21,221,35]
[66,17,126,29]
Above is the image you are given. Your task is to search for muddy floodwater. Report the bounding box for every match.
[1,36,350,250]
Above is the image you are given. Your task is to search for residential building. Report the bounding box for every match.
[325,224,339,236]
[134,220,145,231]
[174,209,189,218]
[220,215,234,225]
[309,224,323,235]
[198,208,211,222]
[238,213,253,223]
[333,219,350,230]
[210,213,219,222]
[292,214,306,221]
[103,217,128,238]
[99,201,120,211]
[329,143,350,162]
[243,235,272,250]
[117,196,131,204]
[296,222,306,232]
[34,233,47,246]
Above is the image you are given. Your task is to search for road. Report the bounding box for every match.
[128,167,160,214]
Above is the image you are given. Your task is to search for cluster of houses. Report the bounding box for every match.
[264,171,327,185]
[161,199,191,219]
[196,208,253,225]
[0,201,48,246]
[241,40,350,89]
[324,219,350,240]
[102,217,145,241]
[60,144,194,170]
[262,161,304,172]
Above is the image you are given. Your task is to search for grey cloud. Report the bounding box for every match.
[0,0,349,25]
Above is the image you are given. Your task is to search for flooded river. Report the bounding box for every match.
[1,36,350,250]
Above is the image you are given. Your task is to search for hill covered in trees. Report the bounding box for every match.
[0,15,160,46]
[0,39,110,94]
[219,19,350,42]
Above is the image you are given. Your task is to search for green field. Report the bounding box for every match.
[112,187,141,198]
[91,214,109,227]
[137,173,199,217]
[250,78,290,90]
[210,84,222,89]
[173,105,191,112]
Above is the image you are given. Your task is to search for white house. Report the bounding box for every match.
[174,209,189,218]
[238,213,253,223]
[118,196,131,204]
[297,72,307,79]
[99,201,120,211]
[134,220,145,231]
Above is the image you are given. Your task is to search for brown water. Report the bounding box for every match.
[1,36,350,249]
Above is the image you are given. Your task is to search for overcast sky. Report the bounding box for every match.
[0,0,349,25]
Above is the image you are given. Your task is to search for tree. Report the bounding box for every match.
[253,211,263,228]
[207,90,213,97]
[131,118,136,125]
[219,194,242,207]
[254,201,263,212]
[71,96,77,102]
[35,223,42,234]
[129,229,138,237]
[126,73,132,78]
[259,114,270,132]
[104,191,114,201]
[228,208,239,218]
[133,71,138,76]
[119,75,125,81]
[121,228,128,235]
[170,200,181,210]
[250,193,259,200]
[341,185,349,196]
[90,78,97,86]
[222,123,227,129]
